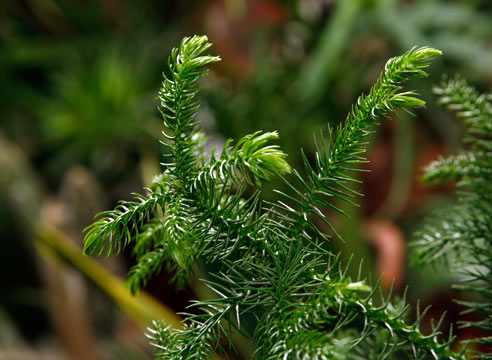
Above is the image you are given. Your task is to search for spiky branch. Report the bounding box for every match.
[84,36,465,359]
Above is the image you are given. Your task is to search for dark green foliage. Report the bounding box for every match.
[84,35,291,291]
[84,36,465,359]
[412,76,492,358]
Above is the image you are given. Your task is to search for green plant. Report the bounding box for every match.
[84,35,465,359]
[412,76,492,358]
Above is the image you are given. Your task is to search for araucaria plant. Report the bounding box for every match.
[84,35,467,359]
[412,76,492,359]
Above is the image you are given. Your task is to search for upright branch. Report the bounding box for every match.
[270,47,441,241]
[159,35,221,183]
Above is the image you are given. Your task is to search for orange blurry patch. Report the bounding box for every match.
[365,220,406,292]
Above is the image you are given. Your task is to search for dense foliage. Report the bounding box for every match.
[83,35,475,359]
[412,76,492,358]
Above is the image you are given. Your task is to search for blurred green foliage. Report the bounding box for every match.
[35,45,162,176]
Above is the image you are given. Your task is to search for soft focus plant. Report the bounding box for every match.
[412,76,492,358]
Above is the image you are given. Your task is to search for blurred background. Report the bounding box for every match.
[1,0,491,359]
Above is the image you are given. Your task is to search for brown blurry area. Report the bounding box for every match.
[201,0,287,77]
[0,133,154,359]
[365,220,406,292]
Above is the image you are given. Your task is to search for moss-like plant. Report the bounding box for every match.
[412,76,492,359]
[84,35,467,359]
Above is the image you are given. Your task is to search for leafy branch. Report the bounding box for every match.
[84,36,468,359]
[84,35,291,290]
[269,47,441,242]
